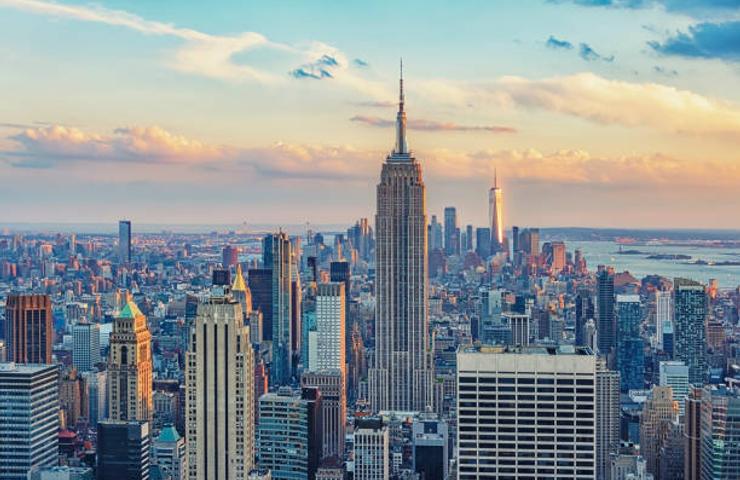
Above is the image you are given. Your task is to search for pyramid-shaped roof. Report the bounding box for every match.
[119,300,143,319]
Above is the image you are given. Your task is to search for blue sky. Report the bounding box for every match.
[0,0,739,228]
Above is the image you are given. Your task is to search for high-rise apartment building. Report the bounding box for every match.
[118,220,132,264]
[443,207,459,256]
[264,233,293,385]
[616,295,644,392]
[457,346,597,479]
[185,294,254,480]
[596,360,621,480]
[5,294,53,364]
[0,363,59,480]
[659,361,690,416]
[597,267,616,359]
[72,321,100,372]
[489,170,504,253]
[97,420,151,480]
[329,261,351,363]
[354,418,390,480]
[108,300,153,422]
[655,290,672,351]
[301,370,346,460]
[369,69,433,413]
[316,282,346,375]
[674,278,707,385]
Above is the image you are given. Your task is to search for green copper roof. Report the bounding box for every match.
[119,300,143,319]
[156,425,181,443]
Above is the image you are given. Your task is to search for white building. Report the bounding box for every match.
[72,322,100,372]
[185,292,254,480]
[315,282,346,375]
[658,360,689,415]
[354,418,390,480]
[0,363,59,479]
[655,290,672,350]
[457,346,597,479]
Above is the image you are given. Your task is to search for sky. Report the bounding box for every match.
[1,0,739,229]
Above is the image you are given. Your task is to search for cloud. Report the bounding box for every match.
[546,36,574,50]
[352,100,396,108]
[290,54,339,79]
[653,65,679,76]
[649,21,740,62]
[350,115,517,133]
[487,73,740,140]
[579,43,615,62]
[552,0,740,15]
[353,58,370,67]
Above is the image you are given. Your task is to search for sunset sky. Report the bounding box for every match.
[1,0,739,228]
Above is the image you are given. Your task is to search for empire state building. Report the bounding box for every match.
[369,64,433,412]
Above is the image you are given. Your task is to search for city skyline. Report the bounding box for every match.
[1,1,739,228]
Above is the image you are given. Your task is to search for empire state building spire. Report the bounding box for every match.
[395,58,408,155]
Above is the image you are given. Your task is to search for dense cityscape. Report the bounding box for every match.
[1,68,739,480]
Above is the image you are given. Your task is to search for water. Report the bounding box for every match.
[571,241,740,289]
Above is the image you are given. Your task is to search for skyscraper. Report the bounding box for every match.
[443,207,459,256]
[329,261,351,364]
[185,293,255,480]
[596,360,621,480]
[699,384,740,480]
[575,289,594,347]
[616,294,644,392]
[640,386,679,477]
[0,363,59,479]
[429,215,443,251]
[659,361,689,416]
[264,233,293,385]
[97,420,151,480]
[457,346,597,479]
[248,268,272,340]
[72,321,100,372]
[673,278,707,385]
[655,290,672,351]
[5,294,53,364]
[597,267,616,360]
[369,65,433,412]
[118,220,132,264]
[489,169,504,253]
[108,300,153,422]
[301,370,346,460]
[684,387,703,480]
[354,418,390,480]
[316,282,346,375]
[475,227,491,259]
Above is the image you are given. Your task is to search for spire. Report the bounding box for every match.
[494,167,498,189]
[394,58,408,155]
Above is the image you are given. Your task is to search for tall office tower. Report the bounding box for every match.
[616,295,644,392]
[597,266,616,360]
[596,360,621,480]
[347,218,373,262]
[575,290,595,347]
[232,264,253,317]
[329,261,352,363]
[489,169,504,253]
[354,418,390,480]
[464,224,474,252]
[81,370,106,426]
[655,290,672,351]
[316,282,346,375]
[119,220,132,264]
[429,215,443,251]
[475,227,491,259]
[659,361,690,416]
[673,278,707,385]
[302,370,346,459]
[264,233,293,385]
[369,68,433,413]
[550,241,566,274]
[0,363,59,479]
[511,226,520,253]
[72,321,100,372]
[684,387,703,480]
[257,387,323,480]
[248,268,273,340]
[97,420,151,480]
[185,294,254,480]
[108,300,153,422]
[152,425,187,480]
[502,312,530,346]
[291,272,302,374]
[457,346,597,480]
[640,386,679,477]
[222,245,239,267]
[5,294,53,364]
[699,384,740,479]
[443,207,459,256]
[518,228,540,257]
[412,412,449,480]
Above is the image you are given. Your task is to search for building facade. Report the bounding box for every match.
[674,278,707,385]
[4,294,53,364]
